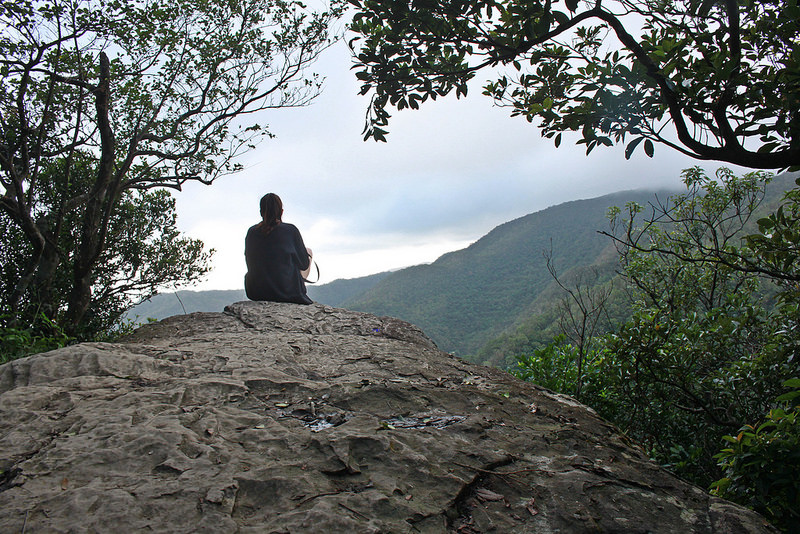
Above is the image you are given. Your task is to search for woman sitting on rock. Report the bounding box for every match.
[244,193,313,304]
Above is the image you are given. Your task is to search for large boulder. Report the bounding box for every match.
[0,302,775,532]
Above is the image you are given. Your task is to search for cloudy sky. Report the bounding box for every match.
[173,40,715,291]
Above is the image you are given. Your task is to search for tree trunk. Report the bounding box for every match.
[31,227,62,319]
[64,52,116,336]
[3,200,46,326]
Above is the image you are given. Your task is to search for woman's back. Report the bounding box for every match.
[244,221,312,304]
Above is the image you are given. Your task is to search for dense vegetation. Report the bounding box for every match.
[0,0,343,352]
[483,172,797,364]
[1,155,212,342]
[513,168,800,531]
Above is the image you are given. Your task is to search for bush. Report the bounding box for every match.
[711,380,800,533]
[0,313,73,363]
[513,335,579,393]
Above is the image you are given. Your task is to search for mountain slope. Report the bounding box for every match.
[306,270,392,307]
[125,289,247,322]
[475,171,800,367]
[342,189,671,356]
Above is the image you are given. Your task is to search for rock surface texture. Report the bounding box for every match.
[0,302,775,533]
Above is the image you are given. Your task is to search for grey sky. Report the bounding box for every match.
[174,41,719,290]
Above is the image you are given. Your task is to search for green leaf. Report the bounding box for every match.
[644,139,654,158]
[625,137,644,159]
[776,391,800,402]
[553,10,569,25]
[757,217,775,229]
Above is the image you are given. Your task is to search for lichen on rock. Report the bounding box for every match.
[0,301,776,532]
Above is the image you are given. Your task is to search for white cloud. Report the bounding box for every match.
[173,41,704,290]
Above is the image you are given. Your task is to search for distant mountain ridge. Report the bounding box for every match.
[126,273,392,322]
[126,289,246,322]
[339,189,671,357]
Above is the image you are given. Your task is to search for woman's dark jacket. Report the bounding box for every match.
[244,222,312,305]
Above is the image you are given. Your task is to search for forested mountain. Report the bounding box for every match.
[476,172,799,368]
[306,271,392,307]
[340,188,674,357]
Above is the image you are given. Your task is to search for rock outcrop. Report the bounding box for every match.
[0,302,775,532]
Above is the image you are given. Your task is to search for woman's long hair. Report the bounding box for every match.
[258,193,283,235]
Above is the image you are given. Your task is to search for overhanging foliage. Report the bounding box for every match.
[350,0,800,169]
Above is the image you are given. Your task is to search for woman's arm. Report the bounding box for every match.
[301,247,313,279]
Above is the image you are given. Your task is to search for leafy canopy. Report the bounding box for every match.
[349,0,800,169]
[0,0,344,338]
[515,168,800,492]
[0,153,212,346]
